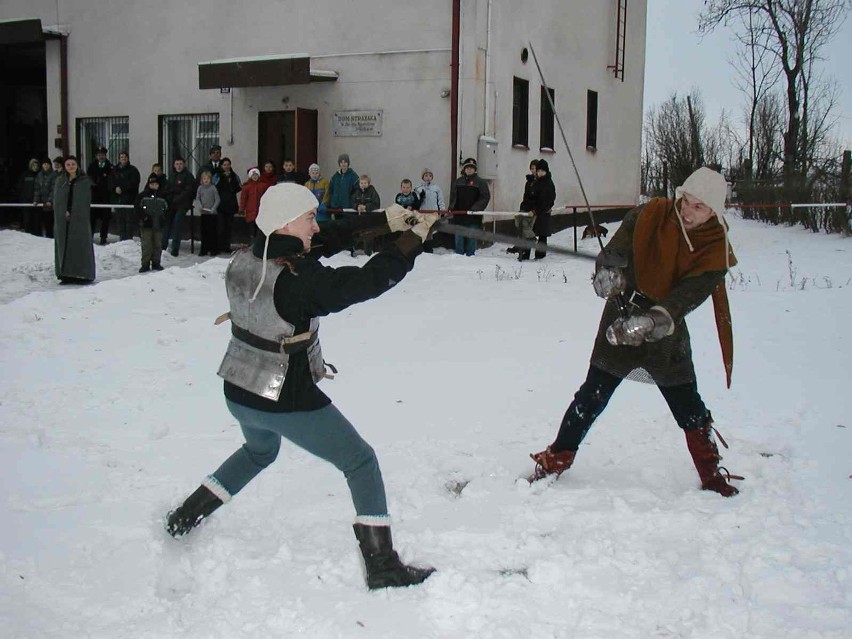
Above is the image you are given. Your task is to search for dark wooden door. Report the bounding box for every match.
[295,108,318,173]
[257,110,294,171]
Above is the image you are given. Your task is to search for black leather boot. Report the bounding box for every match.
[165,485,223,538]
[353,523,435,589]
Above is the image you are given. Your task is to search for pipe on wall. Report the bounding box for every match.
[451,0,460,178]
[60,35,69,156]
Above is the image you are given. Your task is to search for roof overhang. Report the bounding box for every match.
[198,53,338,89]
[0,18,69,44]
[0,18,44,44]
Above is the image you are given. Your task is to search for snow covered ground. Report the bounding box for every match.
[1,214,850,638]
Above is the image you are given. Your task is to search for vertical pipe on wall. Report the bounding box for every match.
[59,35,69,156]
[484,0,493,137]
[451,0,460,177]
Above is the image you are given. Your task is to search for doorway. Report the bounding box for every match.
[257,108,317,176]
[0,40,47,213]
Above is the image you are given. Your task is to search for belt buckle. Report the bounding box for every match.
[626,290,643,309]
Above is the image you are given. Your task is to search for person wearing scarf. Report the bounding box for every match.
[528,167,742,497]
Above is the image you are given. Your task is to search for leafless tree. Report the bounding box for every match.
[700,0,850,199]
[644,90,711,194]
[728,8,780,167]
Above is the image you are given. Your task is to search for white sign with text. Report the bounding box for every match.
[332,110,382,137]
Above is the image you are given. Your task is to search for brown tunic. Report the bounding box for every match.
[590,200,733,386]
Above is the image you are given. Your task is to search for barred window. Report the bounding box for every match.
[540,86,555,151]
[76,116,129,169]
[586,90,599,150]
[512,77,529,148]
[158,113,220,176]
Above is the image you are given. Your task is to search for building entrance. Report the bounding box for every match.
[257,109,317,177]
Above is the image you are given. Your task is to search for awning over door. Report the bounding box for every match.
[0,18,44,44]
[198,53,338,89]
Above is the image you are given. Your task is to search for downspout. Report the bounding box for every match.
[59,35,69,156]
[484,0,493,137]
[451,0,460,179]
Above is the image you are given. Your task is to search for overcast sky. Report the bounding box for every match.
[643,0,852,151]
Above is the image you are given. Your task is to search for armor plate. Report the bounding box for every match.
[217,249,324,400]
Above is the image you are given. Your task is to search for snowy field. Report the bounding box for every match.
[1,214,850,638]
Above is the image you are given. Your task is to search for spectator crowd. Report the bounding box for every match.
[14,143,561,281]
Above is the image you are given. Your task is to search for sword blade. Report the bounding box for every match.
[434,221,597,262]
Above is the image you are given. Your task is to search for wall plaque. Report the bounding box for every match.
[332,110,382,137]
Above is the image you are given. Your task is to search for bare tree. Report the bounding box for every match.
[700,0,850,199]
[729,8,780,167]
[752,92,785,179]
[644,90,715,194]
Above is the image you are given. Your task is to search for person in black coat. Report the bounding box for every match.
[448,158,491,256]
[509,159,538,255]
[164,185,438,590]
[163,157,197,256]
[86,146,113,244]
[215,157,241,254]
[519,159,556,261]
[108,151,140,241]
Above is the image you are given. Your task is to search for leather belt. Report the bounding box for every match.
[623,289,655,311]
[231,323,318,355]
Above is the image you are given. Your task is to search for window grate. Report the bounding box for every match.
[540,86,555,151]
[158,113,220,176]
[512,77,529,147]
[586,90,599,150]
[76,116,130,169]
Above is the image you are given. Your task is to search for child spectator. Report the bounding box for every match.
[194,170,221,256]
[239,167,267,238]
[415,169,445,211]
[350,174,381,213]
[32,158,57,238]
[395,179,421,210]
[135,174,168,272]
[328,153,359,212]
[277,158,306,185]
[260,160,278,188]
[305,163,330,221]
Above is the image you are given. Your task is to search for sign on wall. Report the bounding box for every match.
[332,110,382,137]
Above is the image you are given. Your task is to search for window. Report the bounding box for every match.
[512,77,529,147]
[540,86,555,151]
[586,90,599,150]
[158,113,220,176]
[75,116,129,169]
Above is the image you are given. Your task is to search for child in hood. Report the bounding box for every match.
[135,174,168,272]
[239,167,268,238]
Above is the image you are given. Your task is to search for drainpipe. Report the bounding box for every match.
[484,0,493,137]
[451,0,460,179]
[59,35,69,156]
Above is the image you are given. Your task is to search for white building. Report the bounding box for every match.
[0,0,646,211]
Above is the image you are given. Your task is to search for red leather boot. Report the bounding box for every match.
[684,420,743,497]
[528,447,576,483]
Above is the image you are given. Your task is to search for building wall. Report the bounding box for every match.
[457,0,647,210]
[1,0,646,211]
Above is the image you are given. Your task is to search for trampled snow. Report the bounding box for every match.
[1,214,850,638]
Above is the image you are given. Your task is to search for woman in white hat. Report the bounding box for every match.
[165,184,440,589]
[528,167,743,497]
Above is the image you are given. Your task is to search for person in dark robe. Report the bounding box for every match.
[53,156,96,284]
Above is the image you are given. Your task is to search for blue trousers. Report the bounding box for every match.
[551,365,710,452]
[212,400,388,516]
[454,235,476,256]
[162,208,188,253]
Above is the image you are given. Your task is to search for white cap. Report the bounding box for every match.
[675,167,727,216]
[247,167,260,177]
[256,183,319,236]
[250,184,319,302]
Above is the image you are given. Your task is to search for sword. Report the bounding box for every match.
[433,220,596,261]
